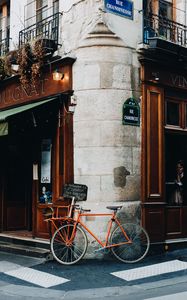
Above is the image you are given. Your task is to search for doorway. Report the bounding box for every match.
[4,135,33,231]
[0,100,59,234]
[165,132,187,239]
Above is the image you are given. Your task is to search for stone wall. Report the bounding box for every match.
[73,19,141,206]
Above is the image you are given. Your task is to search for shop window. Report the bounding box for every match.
[165,99,187,130]
[39,139,52,204]
[166,101,180,127]
[165,133,187,206]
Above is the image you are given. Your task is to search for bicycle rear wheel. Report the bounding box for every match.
[51,224,88,265]
[110,223,150,263]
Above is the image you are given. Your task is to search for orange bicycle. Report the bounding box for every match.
[49,204,150,265]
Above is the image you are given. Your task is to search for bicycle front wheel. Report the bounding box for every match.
[110,223,150,263]
[51,224,88,265]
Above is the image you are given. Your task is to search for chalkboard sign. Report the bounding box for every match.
[122,98,140,126]
[63,184,88,201]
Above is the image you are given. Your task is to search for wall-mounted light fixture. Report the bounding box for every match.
[52,69,64,81]
[151,71,159,81]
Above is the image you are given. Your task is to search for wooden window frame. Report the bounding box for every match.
[150,0,175,21]
[165,98,187,131]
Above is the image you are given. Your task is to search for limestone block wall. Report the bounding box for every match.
[58,2,142,218]
[73,22,141,219]
[69,9,142,254]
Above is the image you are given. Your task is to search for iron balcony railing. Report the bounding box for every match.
[19,12,61,48]
[144,13,187,47]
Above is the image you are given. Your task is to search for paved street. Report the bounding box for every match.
[1,248,187,299]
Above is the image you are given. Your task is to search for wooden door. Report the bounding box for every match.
[4,137,32,231]
[141,84,165,242]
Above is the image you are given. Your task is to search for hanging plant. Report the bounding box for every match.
[31,39,46,85]
[0,56,14,80]
[0,58,6,80]
[0,50,19,81]
[3,54,14,77]
[17,43,33,88]
[17,39,56,86]
[6,49,18,64]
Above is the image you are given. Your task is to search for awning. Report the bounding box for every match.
[0,98,57,136]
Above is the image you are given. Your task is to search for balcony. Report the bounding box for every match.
[144,13,187,47]
[19,12,62,52]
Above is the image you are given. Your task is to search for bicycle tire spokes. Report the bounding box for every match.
[110,223,150,263]
[51,224,88,265]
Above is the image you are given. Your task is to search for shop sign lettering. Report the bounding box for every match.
[170,74,187,88]
[0,79,48,106]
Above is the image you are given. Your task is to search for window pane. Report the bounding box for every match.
[159,0,173,19]
[36,0,48,23]
[166,101,180,126]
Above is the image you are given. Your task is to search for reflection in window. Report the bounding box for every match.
[159,0,173,20]
[165,133,187,206]
[166,101,180,126]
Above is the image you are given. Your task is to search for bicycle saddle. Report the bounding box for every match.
[106,206,122,211]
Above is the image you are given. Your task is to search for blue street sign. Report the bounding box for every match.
[105,0,133,20]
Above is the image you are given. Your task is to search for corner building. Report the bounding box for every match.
[0,0,185,254]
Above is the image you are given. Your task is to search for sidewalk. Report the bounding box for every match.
[0,247,187,299]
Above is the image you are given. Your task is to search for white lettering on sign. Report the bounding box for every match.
[106,4,132,16]
[124,116,138,121]
[116,0,123,6]
[170,74,187,88]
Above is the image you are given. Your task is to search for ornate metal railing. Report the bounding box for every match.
[19,12,61,48]
[144,13,187,47]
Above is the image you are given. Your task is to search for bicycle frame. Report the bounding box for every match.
[48,202,150,265]
[72,210,132,249]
